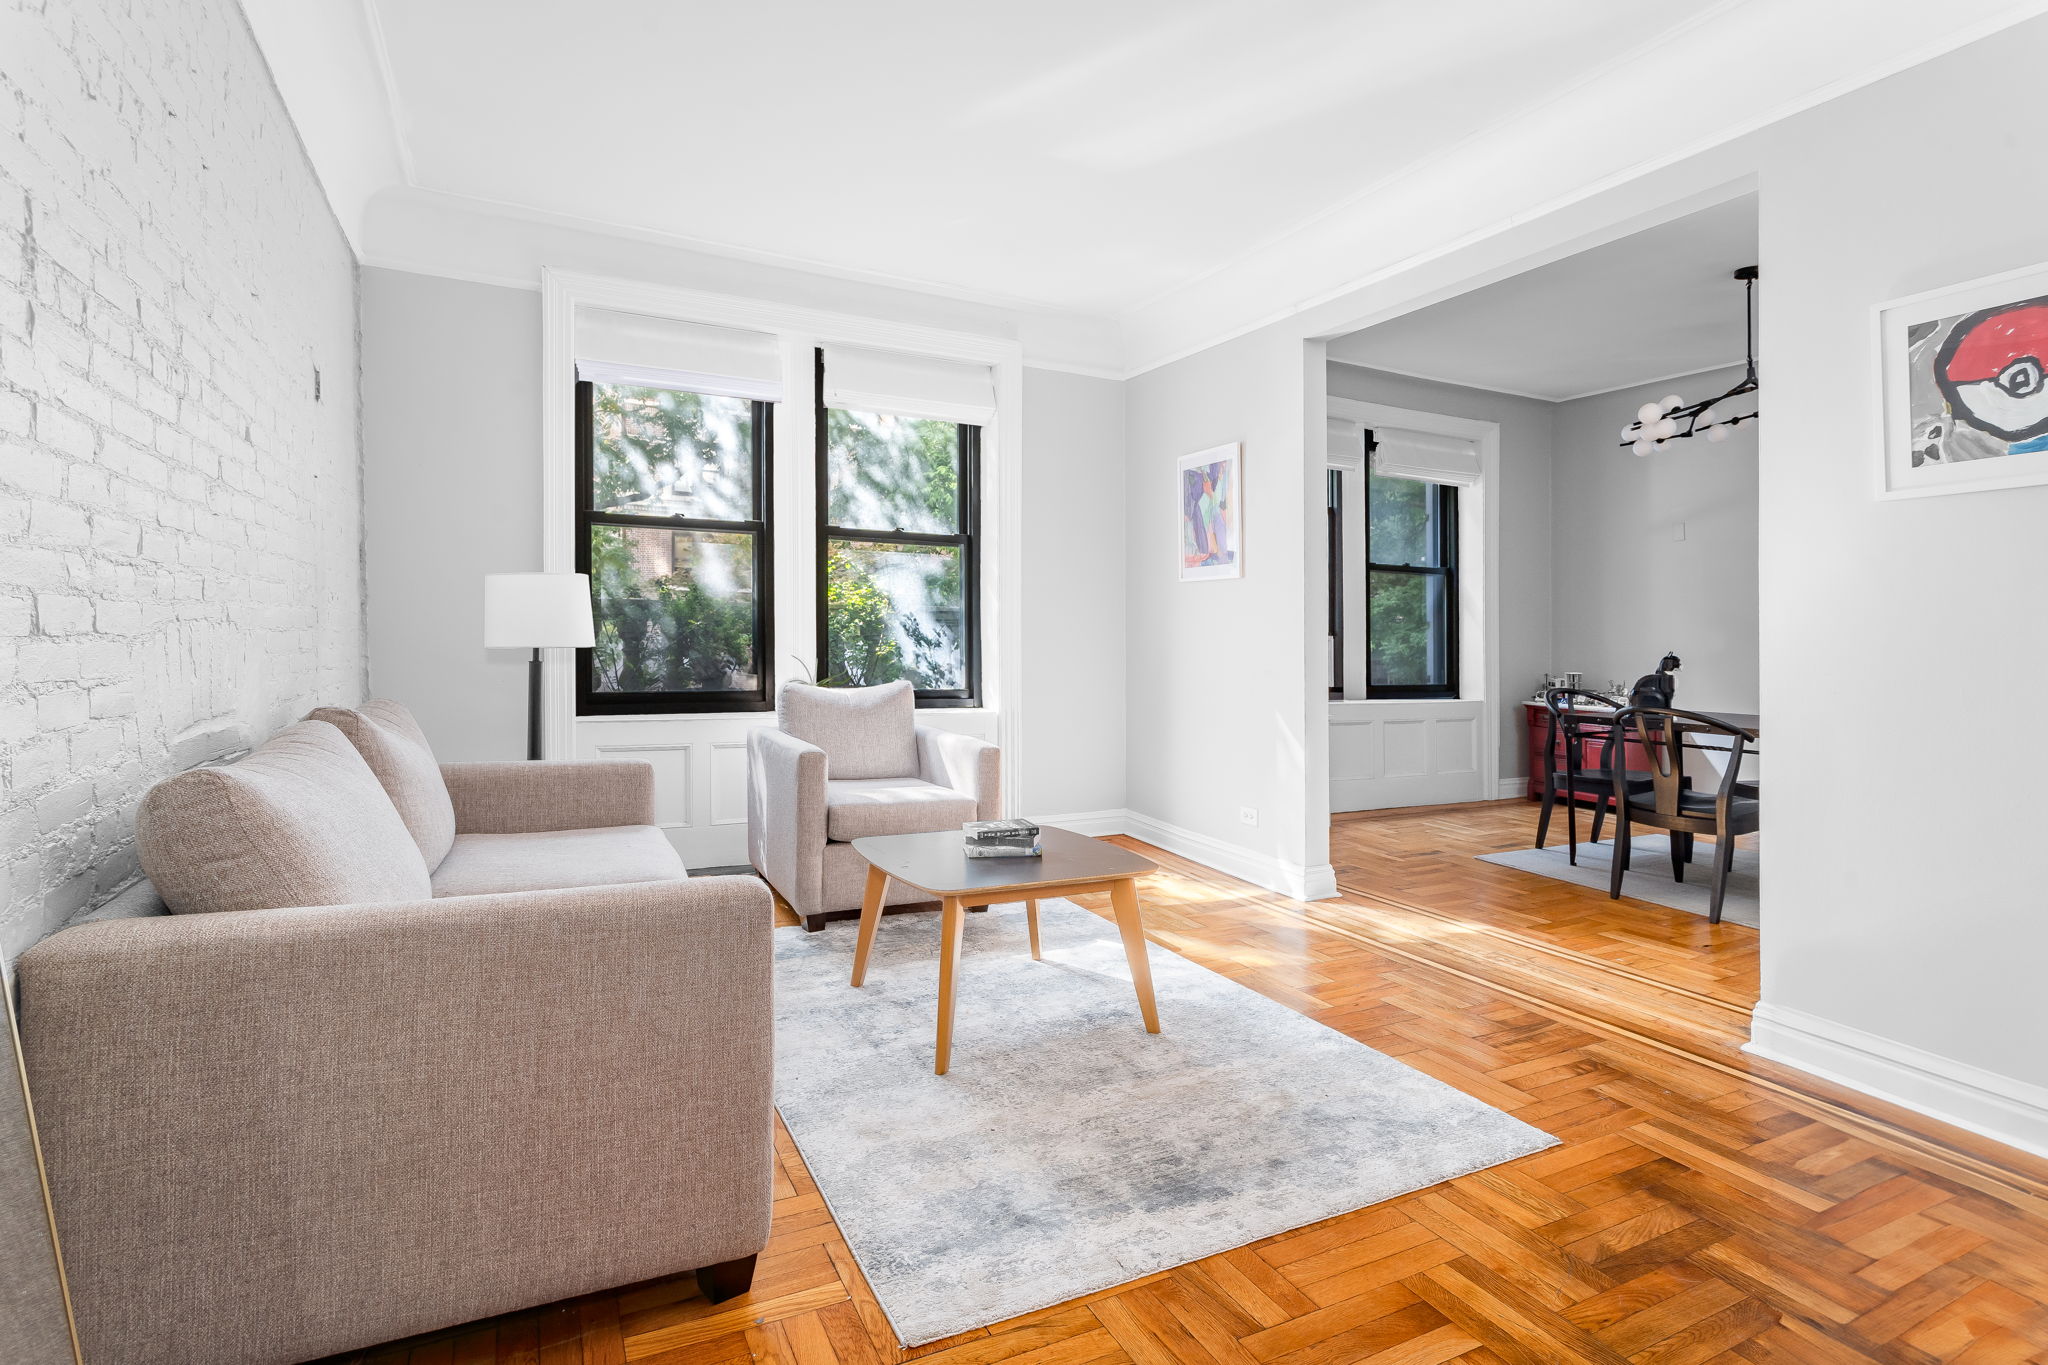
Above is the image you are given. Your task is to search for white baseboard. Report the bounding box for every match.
[1033,809,1129,838]
[1746,1002,2048,1161]
[1496,777,1529,800]
[1034,809,1339,901]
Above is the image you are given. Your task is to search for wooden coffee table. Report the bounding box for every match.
[848,826,1160,1074]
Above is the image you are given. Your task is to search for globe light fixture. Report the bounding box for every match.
[1618,267,1761,455]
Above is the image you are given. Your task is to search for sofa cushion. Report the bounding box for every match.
[137,721,433,914]
[777,680,917,780]
[824,778,978,841]
[429,826,688,898]
[308,699,457,868]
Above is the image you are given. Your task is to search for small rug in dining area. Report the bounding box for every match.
[1478,833,1759,927]
[771,899,1556,1346]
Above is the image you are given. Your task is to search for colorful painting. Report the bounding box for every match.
[1881,264,2048,498]
[1177,443,1242,580]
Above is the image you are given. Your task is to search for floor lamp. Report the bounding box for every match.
[484,573,596,760]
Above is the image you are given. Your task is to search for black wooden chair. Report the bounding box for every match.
[1534,687,1655,865]
[1605,706,1760,924]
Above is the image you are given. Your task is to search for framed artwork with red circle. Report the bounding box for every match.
[1879,262,2048,499]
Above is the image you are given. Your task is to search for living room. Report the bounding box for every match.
[7,4,2048,1363]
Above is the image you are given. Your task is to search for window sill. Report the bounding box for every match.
[574,706,1002,723]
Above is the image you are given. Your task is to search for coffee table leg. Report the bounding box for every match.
[1109,877,1160,1034]
[935,896,966,1074]
[1025,899,1041,960]
[850,864,889,987]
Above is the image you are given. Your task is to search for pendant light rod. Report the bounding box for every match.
[1618,266,1760,452]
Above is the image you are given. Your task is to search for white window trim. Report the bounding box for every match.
[539,268,1026,816]
[1325,396,1502,802]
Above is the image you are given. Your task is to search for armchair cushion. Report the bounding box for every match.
[307,699,458,868]
[136,721,432,914]
[777,680,917,779]
[430,826,688,898]
[823,778,978,841]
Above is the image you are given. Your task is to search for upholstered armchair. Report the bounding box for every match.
[748,680,1000,931]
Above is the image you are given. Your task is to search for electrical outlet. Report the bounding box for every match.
[1239,806,1259,826]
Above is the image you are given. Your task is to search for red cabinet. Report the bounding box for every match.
[1522,701,1651,801]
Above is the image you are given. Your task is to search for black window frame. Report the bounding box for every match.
[574,377,776,715]
[1364,440,1459,701]
[814,350,982,708]
[1327,467,1344,700]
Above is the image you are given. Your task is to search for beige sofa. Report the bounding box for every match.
[16,701,774,1365]
[748,680,1000,930]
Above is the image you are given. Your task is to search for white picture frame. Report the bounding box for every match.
[1877,260,2048,499]
[1176,442,1243,581]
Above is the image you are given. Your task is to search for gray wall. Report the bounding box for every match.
[1325,363,1557,780]
[1752,19,2048,1096]
[1124,326,1322,881]
[1552,366,1758,710]
[361,269,541,762]
[0,0,363,959]
[1020,368,1126,816]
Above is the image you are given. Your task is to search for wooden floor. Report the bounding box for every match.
[331,802,2048,1365]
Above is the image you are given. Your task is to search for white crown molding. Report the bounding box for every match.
[356,0,418,183]
[1747,1002,2048,1161]
[238,0,411,255]
[1325,356,1750,406]
[1118,1,2048,379]
[261,2,2048,378]
[361,188,1126,378]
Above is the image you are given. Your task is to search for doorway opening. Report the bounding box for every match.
[1318,191,1762,1004]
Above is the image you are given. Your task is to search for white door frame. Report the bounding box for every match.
[1325,396,1503,808]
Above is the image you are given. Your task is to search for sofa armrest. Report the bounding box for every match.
[747,727,826,916]
[917,726,1001,821]
[15,877,773,1365]
[441,759,654,833]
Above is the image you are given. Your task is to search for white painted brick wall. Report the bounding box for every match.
[0,0,364,957]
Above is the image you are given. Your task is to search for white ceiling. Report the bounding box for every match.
[1325,195,1760,401]
[358,0,1705,315]
[243,0,2048,373]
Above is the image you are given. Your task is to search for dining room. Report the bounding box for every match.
[1320,190,1764,982]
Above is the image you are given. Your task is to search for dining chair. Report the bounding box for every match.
[1605,706,1760,923]
[1535,687,1655,865]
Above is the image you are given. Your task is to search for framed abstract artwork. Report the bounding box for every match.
[1177,442,1243,581]
[1878,262,2048,499]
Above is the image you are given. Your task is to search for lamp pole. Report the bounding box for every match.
[528,648,544,761]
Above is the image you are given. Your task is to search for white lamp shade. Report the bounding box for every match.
[484,573,596,649]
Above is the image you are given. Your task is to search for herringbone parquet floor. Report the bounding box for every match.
[329,803,2048,1365]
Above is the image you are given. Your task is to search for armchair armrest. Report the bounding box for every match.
[747,726,826,916]
[442,759,654,833]
[917,725,1001,821]
[15,877,773,1365]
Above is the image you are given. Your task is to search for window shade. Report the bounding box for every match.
[575,308,783,403]
[1370,427,1481,485]
[1327,416,1365,471]
[821,344,995,425]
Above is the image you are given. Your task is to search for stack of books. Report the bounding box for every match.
[963,819,1042,858]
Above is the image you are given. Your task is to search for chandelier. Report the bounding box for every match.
[1619,266,1759,455]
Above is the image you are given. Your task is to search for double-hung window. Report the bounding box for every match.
[1365,455,1458,700]
[815,350,982,706]
[575,378,774,713]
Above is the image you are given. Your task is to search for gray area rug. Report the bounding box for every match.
[1479,834,1759,927]
[772,899,1557,1346]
